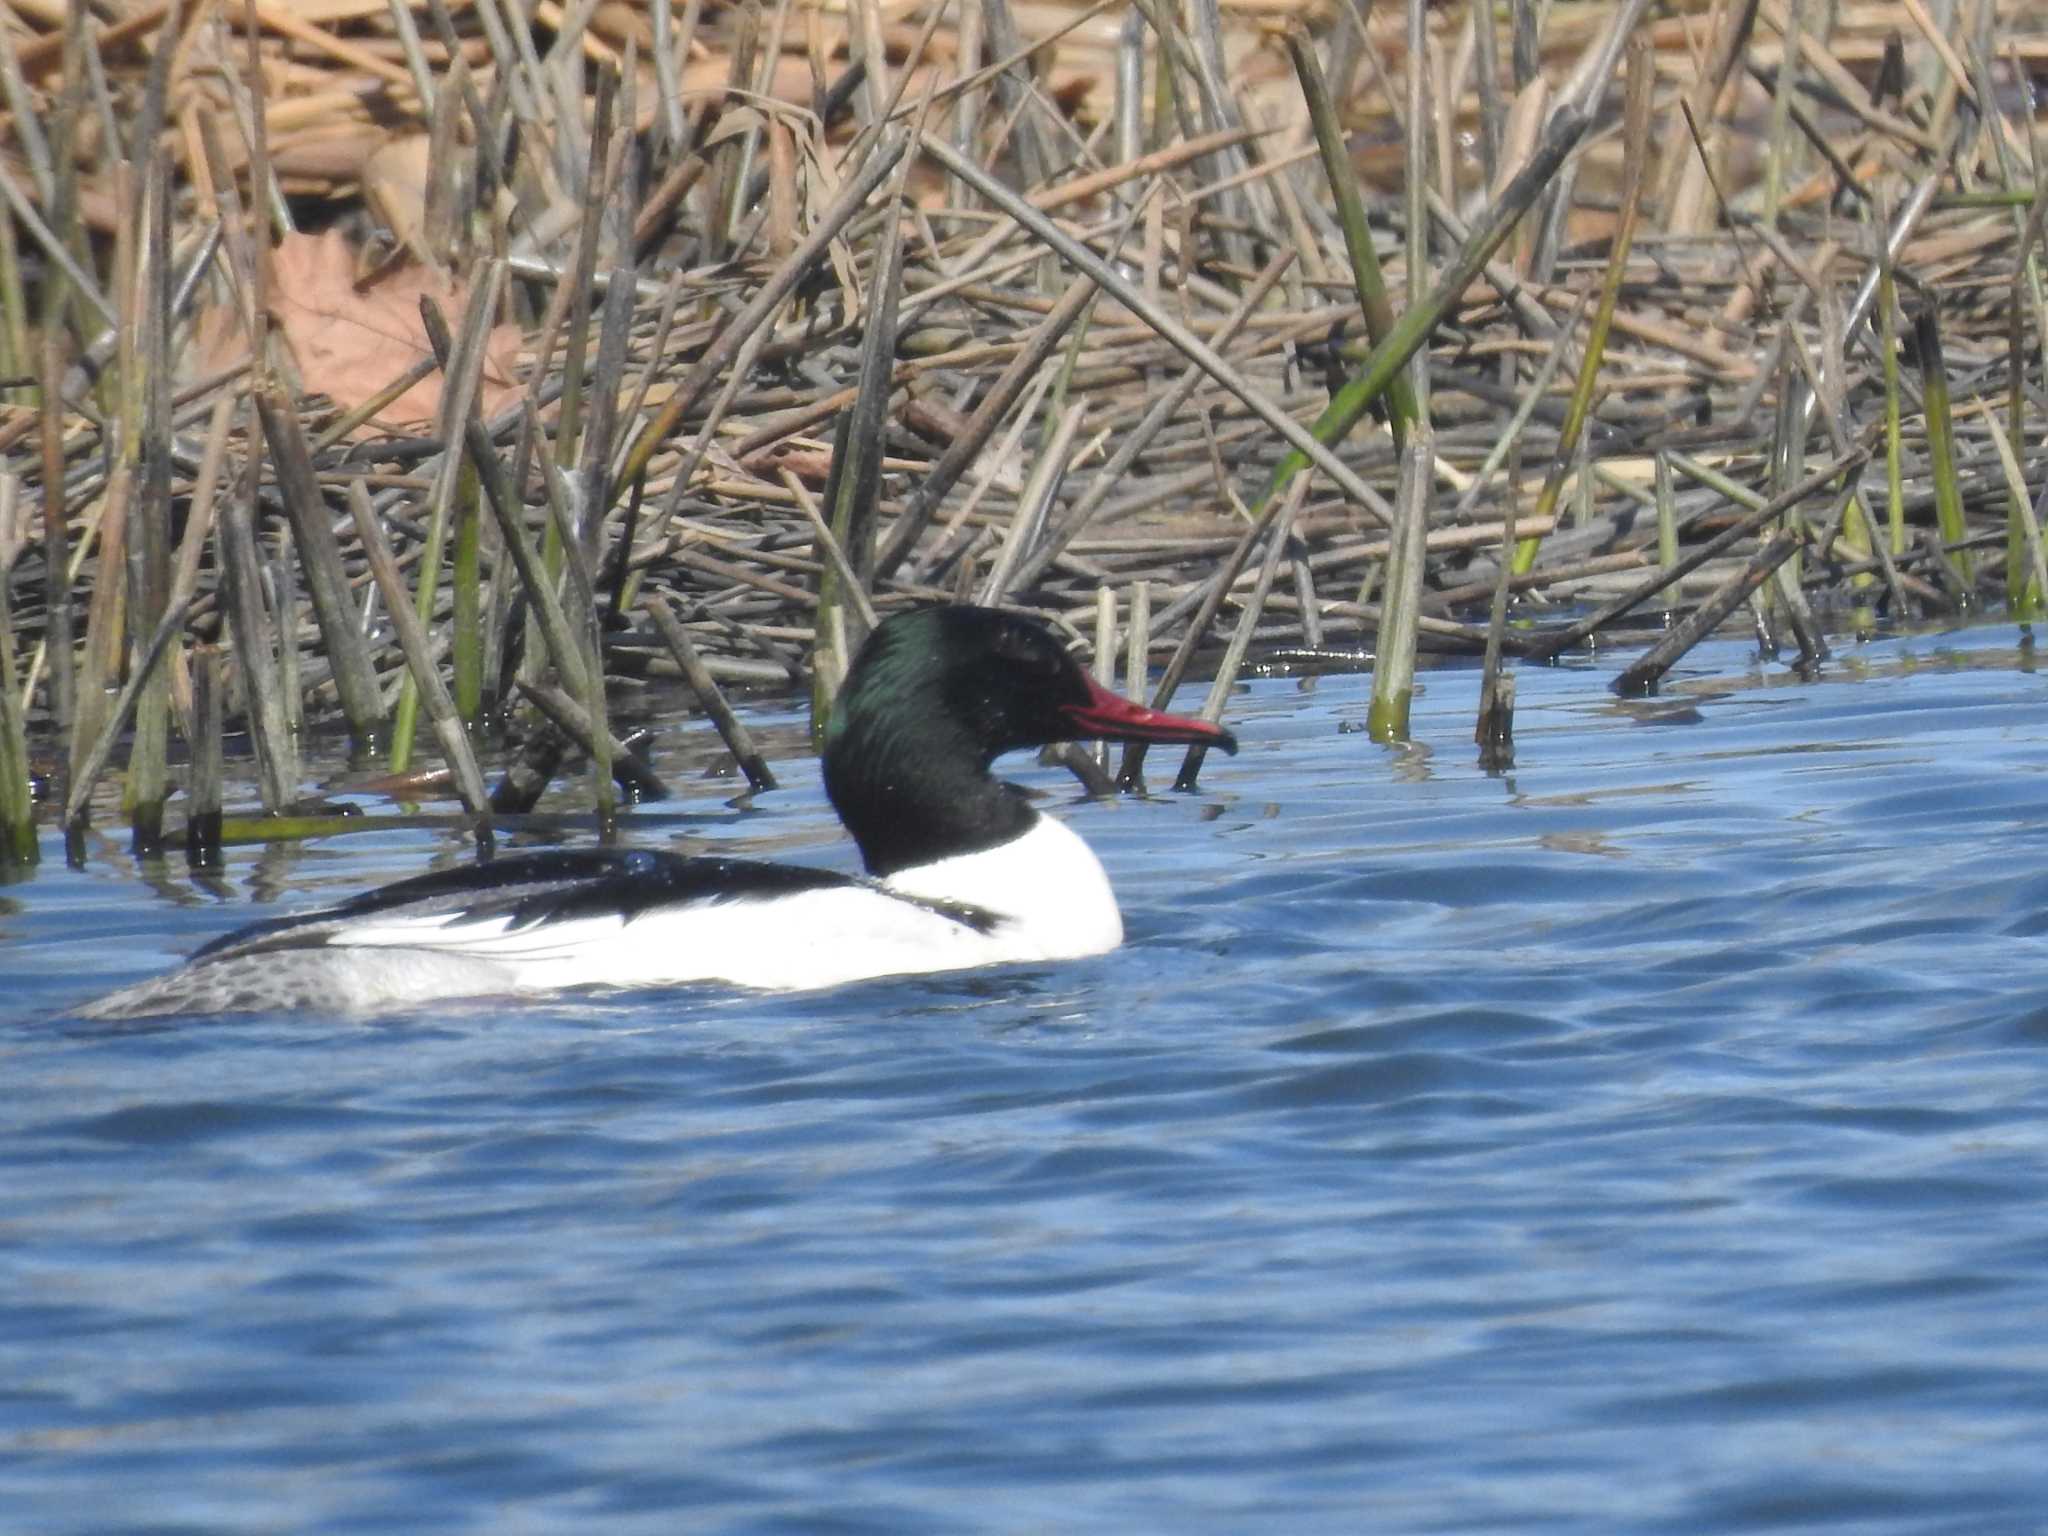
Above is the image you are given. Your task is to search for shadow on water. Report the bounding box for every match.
[6,627,2048,1532]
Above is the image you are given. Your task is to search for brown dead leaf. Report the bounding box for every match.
[266,228,524,434]
[363,135,432,264]
[740,444,834,484]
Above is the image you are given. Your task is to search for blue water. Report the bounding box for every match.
[6,627,2048,1533]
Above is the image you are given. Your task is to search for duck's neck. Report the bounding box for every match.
[823,716,1036,878]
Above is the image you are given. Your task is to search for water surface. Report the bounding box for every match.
[6,628,2048,1532]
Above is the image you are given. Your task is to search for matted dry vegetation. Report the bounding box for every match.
[2,0,2047,856]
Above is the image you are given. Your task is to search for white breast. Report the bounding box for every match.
[881,811,1124,960]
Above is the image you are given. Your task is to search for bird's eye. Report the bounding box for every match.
[992,622,1067,677]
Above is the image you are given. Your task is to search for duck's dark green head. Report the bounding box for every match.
[822,605,1235,875]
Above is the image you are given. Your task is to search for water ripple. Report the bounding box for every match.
[6,631,2048,1531]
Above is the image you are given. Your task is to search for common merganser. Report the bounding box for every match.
[78,605,1236,1019]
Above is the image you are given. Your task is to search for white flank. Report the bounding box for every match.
[322,812,1124,993]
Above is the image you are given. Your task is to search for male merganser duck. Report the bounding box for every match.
[78,605,1236,1018]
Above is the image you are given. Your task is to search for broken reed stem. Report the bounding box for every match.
[37,332,74,734]
[1530,445,1872,660]
[124,152,174,856]
[644,596,777,792]
[512,678,670,803]
[1476,671,1514,772]
[1092,586,1115,773]
[186,643,223,868]
[1614,530,1803,697]
[1655,453,1678,568]
[451,461,484,721]
[69,438,127,796]
[1476,440,1521,760]
[272,529,303,740]
[2005,283,2037,617]
[1124,580,1151,703]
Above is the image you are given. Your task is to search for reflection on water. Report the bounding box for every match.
[6,627,2048,1533]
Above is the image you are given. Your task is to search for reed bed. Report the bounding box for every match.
[3,0,2047,863]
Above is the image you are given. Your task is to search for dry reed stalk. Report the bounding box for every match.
[390,273,506,767]
[5,0,2048,810]
[813,136,913,705]
[1615,530,1804,697]
[979,399,1087,605]
[1913,307,1970,597]
[645,597,776,793]
[1368,431,1432,742]
[529,400,615,821]
[68,475,128,800]
[346,480,491,815]
[922,129,1399,524]
[1115,481,1297,792]
[513,678,669,804]
[1175,473,1309,791]
[613,131,910,502]
[782,470,878,632]
[254,384,385,736]
[1124,579,1151,701]
[0,536,31,868]
[550,63,619,476]
[123,153,177,854]
[1090,585,1116,773]
[1531,446,1871,662]
[419,301,592,702]
[1287,27,1416,446]
[214,414,298,814]
[35,333,75,734]
[875,270,1103,580]
[1510,35,1654,573]
[185,644,223,868]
